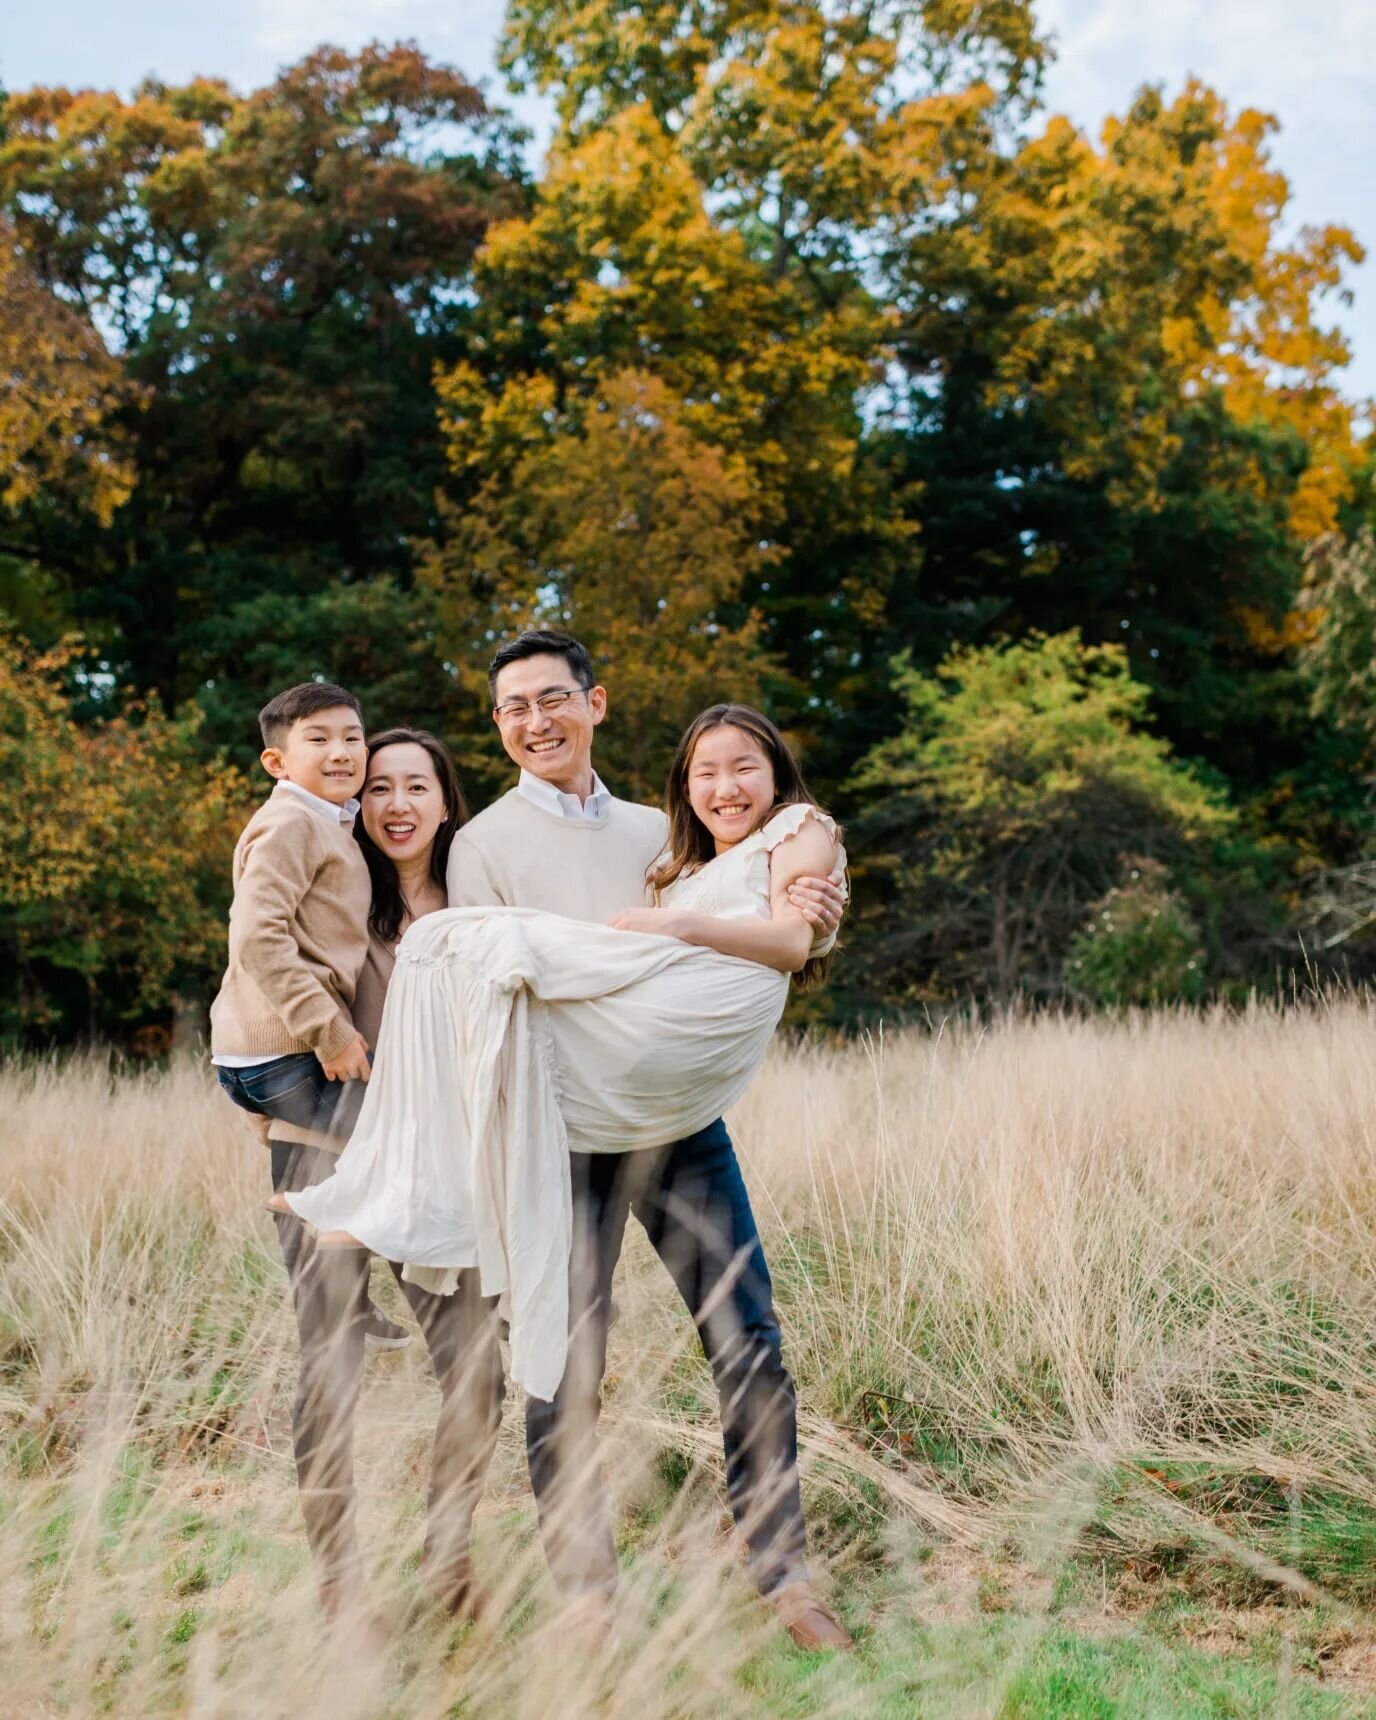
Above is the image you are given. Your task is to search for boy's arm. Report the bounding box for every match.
[446,829,507,908]
[231,821,359,1060]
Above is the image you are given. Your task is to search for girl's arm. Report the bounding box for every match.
[610,814,838,974]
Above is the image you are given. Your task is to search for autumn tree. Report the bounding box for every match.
[424,369,778,801]
[436,2,1050,761]
[0,46,525,762]
[846,632,1230,1004]
[0,221,136,529]
[884,82,1365,807]
[0,628,249,1043]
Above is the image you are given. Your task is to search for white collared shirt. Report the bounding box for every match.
[276,778,361,826]
[516,768,612,823]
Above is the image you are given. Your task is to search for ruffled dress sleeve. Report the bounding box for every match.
[751,804,847,958]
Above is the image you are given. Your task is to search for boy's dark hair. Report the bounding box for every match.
[259,682,364,749]
[487,630,596,704]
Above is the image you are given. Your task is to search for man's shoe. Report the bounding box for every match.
[767,1581,855,1651]
[416,1556,489,1625]
[364,1303,412,1352]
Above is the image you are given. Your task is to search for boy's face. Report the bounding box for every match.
[261,705,367,805]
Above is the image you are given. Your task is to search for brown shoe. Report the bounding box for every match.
[418,1557,489,1625]
[767,1581,854,1651]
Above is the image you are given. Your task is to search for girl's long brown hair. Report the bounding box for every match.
[355,728,469,942]
[648,703,839,989]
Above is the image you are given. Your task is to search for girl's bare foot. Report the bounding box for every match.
[265,1191,291,1214]
[317,1229,366,1249]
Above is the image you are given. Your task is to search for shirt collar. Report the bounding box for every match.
[275,778,360,827]
[517,768,612,823]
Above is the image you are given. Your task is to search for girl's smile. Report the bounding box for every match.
[687,725,778,853]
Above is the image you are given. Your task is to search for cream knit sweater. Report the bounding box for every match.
[445,786,667,917]
[210,785,371,1062]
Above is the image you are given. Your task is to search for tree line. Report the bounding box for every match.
[1,5,1373,1045]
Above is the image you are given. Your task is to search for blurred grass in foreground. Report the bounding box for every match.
[5,1006,1376,1715]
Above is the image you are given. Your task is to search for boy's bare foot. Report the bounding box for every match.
[265,1191,292,1214]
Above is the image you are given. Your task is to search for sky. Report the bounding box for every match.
[4,0,1374,402]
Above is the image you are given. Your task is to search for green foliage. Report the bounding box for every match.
[1065,859,1206,1008]
[1300,527,1376,758]
[0,46,526,764]
[0,628,250,1043]
[0,11,1371,1035]
[847,633,1229,1002]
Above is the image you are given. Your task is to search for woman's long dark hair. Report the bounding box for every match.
[355,728,469,942]
[648,703,839,989]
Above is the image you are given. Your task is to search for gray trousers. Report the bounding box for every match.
[269,1139,504,1602]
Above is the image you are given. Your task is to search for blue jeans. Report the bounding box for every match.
[216,1052,365,1140]
[524,1118,808,1597]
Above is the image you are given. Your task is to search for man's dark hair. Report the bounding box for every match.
[487,630,596,704]
[258,682,364,749]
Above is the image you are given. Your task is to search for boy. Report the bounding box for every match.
[210,682,373,1136]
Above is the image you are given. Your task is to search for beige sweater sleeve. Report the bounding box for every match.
[230,819,357,1059]
[446,827,507,908]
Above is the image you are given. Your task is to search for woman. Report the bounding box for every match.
[277,705,843,1404]
[269,727,504,1625]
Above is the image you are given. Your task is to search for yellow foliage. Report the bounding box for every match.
[960,83,1362,528]
[0,222,138,524]
[0,628,250,1035]
[423,370,780,801]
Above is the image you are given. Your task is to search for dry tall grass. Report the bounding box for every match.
[4,1004,1376,1714]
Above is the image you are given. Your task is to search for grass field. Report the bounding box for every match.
[6,1005,1376,1716]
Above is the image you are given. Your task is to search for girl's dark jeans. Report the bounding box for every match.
[216,1051,366,1140]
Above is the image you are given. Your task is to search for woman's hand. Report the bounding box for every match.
[610,906,698,942]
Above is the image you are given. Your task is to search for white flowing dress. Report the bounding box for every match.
[285,804,840,1400]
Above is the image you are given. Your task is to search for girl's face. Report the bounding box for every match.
[686,724,777,853]
[362,742,447,868]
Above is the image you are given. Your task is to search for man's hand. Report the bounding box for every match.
[786,869,847,938]
[320,1031,371,1083]
[610,906,696,941]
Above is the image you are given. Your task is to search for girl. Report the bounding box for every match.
[274,705,843,1401]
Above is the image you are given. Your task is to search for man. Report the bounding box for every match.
[446,629,853,1650]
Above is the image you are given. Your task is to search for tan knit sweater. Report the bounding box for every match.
[210,786,371,1062]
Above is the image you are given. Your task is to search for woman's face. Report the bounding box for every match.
[362,742,447,867]
[685,724,777,852]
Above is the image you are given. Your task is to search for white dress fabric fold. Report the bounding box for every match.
[285,804,839,1400]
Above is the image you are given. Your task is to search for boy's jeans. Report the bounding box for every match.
[216,1051,367,1140]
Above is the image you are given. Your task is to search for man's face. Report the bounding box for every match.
[262,705,367,805]
[492,653,606,792]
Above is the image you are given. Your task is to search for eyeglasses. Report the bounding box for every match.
[492,685,592,725]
